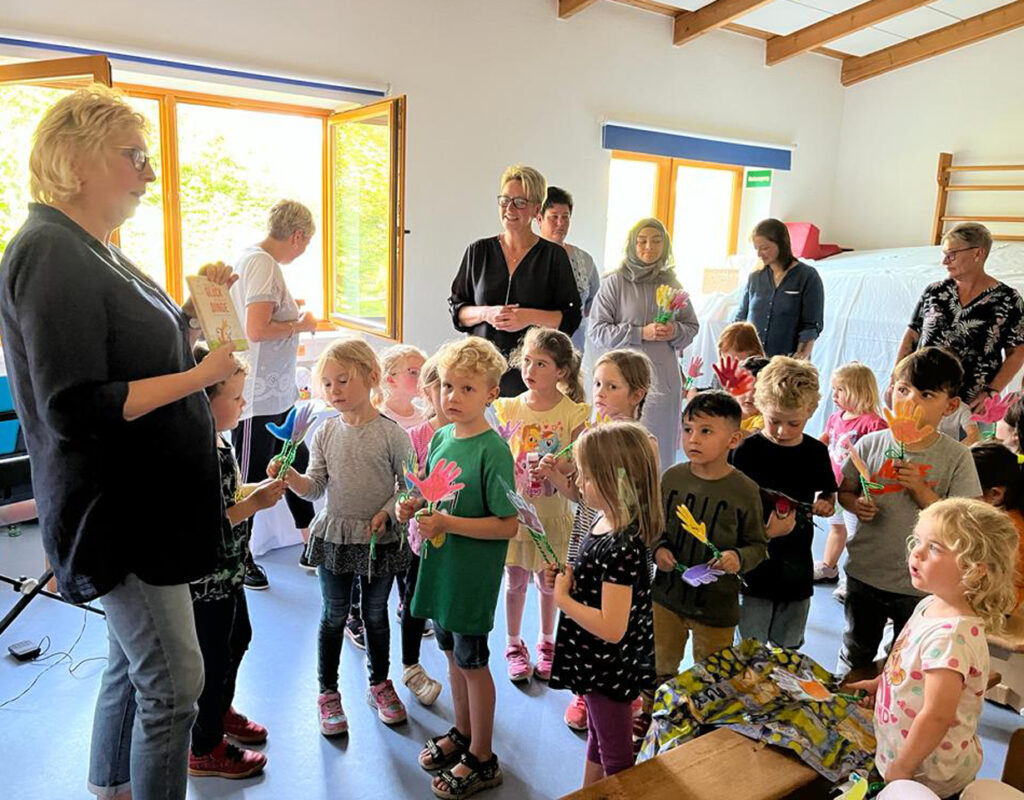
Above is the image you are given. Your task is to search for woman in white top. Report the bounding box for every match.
[230,200,319,587]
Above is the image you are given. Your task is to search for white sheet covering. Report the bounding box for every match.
[683,242,1024,436]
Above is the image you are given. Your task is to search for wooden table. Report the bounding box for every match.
[561,728,831,800]
[988,610,1024,715]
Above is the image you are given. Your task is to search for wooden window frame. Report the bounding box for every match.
[610,150,744,254]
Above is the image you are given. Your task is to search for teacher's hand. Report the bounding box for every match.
[642,322,673,341]
[194,341,238,387]
[296,311,319,334]
[492,304,528,332]
[197,261,239,289]
[968,389,994,414]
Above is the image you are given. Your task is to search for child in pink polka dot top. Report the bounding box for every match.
[848,498,1019,797]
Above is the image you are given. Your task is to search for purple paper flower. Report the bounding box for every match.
[681,563,725,587]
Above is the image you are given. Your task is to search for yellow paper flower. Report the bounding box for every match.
[675,503,708,544]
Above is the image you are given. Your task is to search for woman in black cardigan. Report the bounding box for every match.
[0,86,237,800]
[448,164,581,396]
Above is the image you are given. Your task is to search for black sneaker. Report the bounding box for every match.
[344,616,366,650]
[298,544,316,573]
[243,550,269,591]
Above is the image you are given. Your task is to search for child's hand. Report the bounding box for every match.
[554,565,574,599]
[534,454,560,482]
[542,565,558,591]
[370,510,388,535]
[842,676,880,709]
[854,494,878,522]
[396,496,424,524]
[894,461,927,497]
[266,458,296,483]
[812,496,836,517]
[710,550,741,574]
[766,510,796,538]
[414,509,449,540]
[654,547,678,572]
[249,478,287,511]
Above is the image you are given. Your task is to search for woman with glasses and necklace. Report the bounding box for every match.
[0,86,237,800]
[449,164,581,396]
[891,222,1024,413]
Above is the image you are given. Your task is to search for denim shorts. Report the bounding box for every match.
[432,622,490,670]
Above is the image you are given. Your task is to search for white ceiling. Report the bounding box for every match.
[652,0,1019,57]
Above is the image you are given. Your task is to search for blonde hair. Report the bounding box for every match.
[944,222,992,257]
[417,354,441,416]
[267,199,315,240]
[832,362,880,416]
[499,164,546,207]
[313,337,383,407]
[379,344,427,400]
[30,84,147,205]
[574,421,663,547]
[512,327,584,403]
[594,348,655,419]
[916,498,1019,632]
[754,356,820,413]
[436,337,507,389]
[717,322,765,358]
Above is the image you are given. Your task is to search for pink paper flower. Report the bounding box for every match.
[407,459,465,506]
[686,356,704,380]
[969,392,1019,424]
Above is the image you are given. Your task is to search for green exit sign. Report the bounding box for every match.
[746,169,772,188]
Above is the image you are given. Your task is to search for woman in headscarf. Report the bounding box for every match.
[589,219,699,470]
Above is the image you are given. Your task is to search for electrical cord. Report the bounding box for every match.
[0,609,106,709]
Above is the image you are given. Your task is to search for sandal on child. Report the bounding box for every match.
[431,751,503,799]
[419,726,470,771]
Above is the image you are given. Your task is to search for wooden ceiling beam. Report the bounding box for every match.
[558,0,601,19]
[673,0,777,46]
[842,0,1024,85]
[766,0,932,66]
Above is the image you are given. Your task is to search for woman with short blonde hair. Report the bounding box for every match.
[1,84,241,800]
[449,163,582,396]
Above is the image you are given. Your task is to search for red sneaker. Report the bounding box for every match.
[534,641,555,681]
[189,738,266,779]
[564,694,588,731]
[223,707,267,744]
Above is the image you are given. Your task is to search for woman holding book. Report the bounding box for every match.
[0,85,237,800]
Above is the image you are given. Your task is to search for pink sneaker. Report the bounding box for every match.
[631,696,644,717]
[222,706,267,744]
[317,691,348,737]
[564,694,588,731]
[505,642,533,682]
[367,679,407,725]
[534,641,555,681]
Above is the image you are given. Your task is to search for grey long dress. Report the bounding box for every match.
[588,271,699,471]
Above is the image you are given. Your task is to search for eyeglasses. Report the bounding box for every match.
[497,195,531,210]
[115,146,152,173]
[941,246,978,263]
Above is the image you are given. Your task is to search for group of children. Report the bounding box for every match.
[183,319,1023,799]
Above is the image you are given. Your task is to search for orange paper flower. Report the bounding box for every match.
[884,400,934,445]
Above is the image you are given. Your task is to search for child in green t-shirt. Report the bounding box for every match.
[398,336,518,799]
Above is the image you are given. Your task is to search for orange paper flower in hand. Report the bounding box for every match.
[884,400,934,445]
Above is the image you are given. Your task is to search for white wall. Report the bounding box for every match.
[831,27,1024,250]
[1,0,845,351]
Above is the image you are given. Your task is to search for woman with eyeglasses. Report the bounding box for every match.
[891,222,1024,412]
[448,164,582,396]
[733,218,825,359]
[589,218,699,471]
[0,86,236,800]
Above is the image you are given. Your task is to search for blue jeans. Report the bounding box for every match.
[738,595,811,650]
[88,575,204,799]
[318,568,394,690]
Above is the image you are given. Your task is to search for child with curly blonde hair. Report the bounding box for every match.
[849,498,1018,798]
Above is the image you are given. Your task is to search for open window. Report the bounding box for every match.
[0,56,112,260]
[327,95,406,340]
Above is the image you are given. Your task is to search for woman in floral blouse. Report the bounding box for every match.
[892,223,1024,412]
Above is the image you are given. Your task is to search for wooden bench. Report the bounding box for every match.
[560,728,830,800]
[987,610,1024,715]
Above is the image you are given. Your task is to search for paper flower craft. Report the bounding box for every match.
[761,487,813,521]
[970,392,1018,439]
[684,356,703,390]
[845,440,884,500]
[410,459,465,551]
[496,419,522,442]
[771,668,834,703]
[712,355,754,397]
[503,480,562,569]
[884,399,935,460]
[677,562,725,587]
[655,284,689,324]
[267,401,323,476]
[675,503,722,560]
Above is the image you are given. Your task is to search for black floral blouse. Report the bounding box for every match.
[549,521,655,702]
[909,279,1024,401]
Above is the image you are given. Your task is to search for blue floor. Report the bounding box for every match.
[1,523,1021,799]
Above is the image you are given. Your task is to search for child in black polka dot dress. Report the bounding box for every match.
[545,421,660,788]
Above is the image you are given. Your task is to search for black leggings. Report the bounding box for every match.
[400,553,428,666]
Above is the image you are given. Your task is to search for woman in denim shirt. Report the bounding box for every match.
[733,219,824,358]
